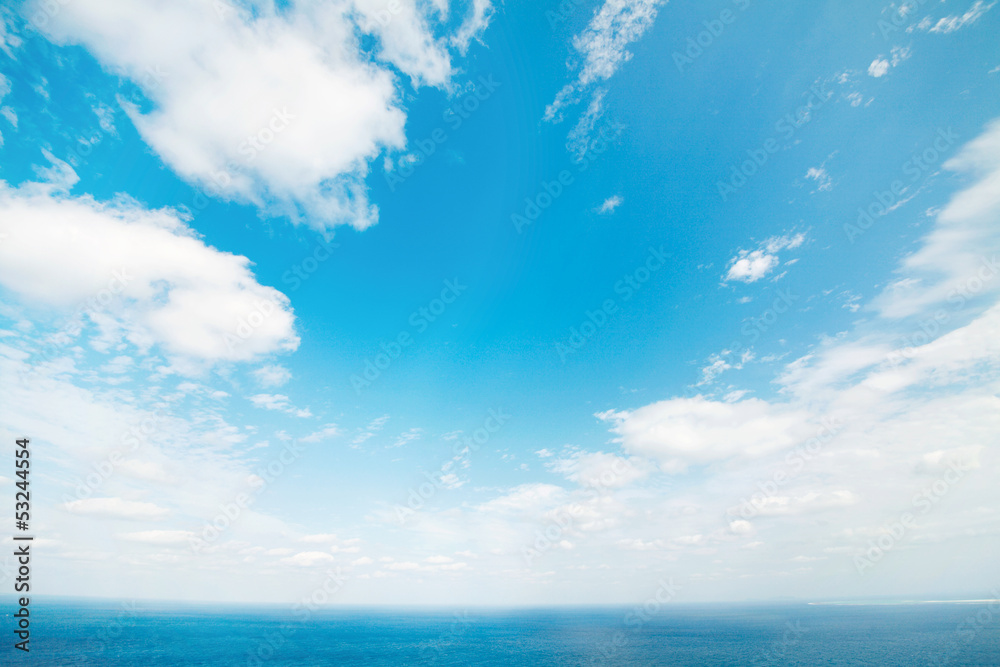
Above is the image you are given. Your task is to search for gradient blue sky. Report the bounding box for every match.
[0,0,999,605]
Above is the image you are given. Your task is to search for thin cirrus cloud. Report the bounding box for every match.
[252,364,293,388]
[30,0,494,232]
[545,0,663,158]
[248,393,313,418]
[923,0,996,33]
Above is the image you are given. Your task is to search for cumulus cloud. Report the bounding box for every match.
[867,58,890,78]
[598,397,815,472]
[723,233,805,283]
[31,0,494,231]
[0,160,298,364]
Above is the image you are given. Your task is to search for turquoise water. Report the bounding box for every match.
[2,598,999,665]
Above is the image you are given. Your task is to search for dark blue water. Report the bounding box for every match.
[1,598,999,666]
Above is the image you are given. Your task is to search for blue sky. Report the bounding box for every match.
[0,0,999,605]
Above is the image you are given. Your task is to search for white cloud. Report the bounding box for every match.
[301,424,340,443]
[118,530,195,545]
[353,414,390,445]
[252,364,292,388]
[545,0,662,153]
[546,450,651,489]
[566,87,607,161]
[871,121,1000,318]
[476,483,567,515]
[698,348,753,385]
[424,555,453,563]
[391,427,422,447]
[598,397,815,472]
[805,167,833,192]
[63,497,171,521]
[723,233,805,283]
[451,0,495,53]
[867,58,890,78]
[925,1,995,33]
[0,160,298,364]
[32,0,494,231]
[248,394,312,418]
[868,46,911,78]
[282,551,335,567]
[0,13,21,58]
[597,194,623,214]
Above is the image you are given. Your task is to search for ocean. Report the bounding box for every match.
[2,598,998,666]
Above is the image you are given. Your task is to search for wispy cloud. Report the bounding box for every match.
[597,194,623,214]
[545,0,663,156]
[248,394,312,418]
